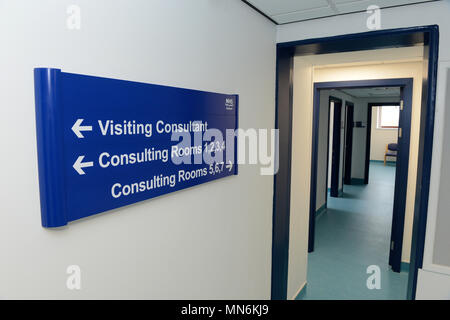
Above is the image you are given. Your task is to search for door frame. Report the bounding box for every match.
[271,25,439,300]
[364,97,413,273]
[309,95,343,253]
[344,101,354,185]
[322,96,341,215]
[365,102,403,184]
[329,97,343,198]
[308,79,412,265]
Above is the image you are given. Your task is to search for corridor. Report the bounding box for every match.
[299,162,409,300]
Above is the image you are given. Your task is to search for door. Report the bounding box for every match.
[388,86,412,272]
[330,99,342,197]
[344,102,354,185]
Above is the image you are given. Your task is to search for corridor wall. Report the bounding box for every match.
[0,0,276,299]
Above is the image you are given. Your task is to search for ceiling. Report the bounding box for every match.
[337,87,401,98]
[243,0,438,24]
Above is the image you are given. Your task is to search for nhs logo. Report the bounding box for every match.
[225,98,234,110]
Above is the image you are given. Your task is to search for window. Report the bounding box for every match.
[377,105,400,129]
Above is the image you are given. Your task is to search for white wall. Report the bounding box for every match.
[416,268,450,300]
[350,98,368,180]
[370,107,399,161]
[0,0,276,299]
[288,56,313,299]
[279,0,450,299]
[432,66,450,267]
[422,60,450,290]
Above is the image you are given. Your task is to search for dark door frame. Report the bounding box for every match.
[329,97,343,198]
[322,96,340,214]
[344,101,354,185]
[364,97,413,273]
[365,102,403,184]
[309,79,412,271]
[271,25,439,300]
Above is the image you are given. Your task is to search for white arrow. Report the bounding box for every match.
[72,119,92,138]
[226,160,233,172]
[73,156,94,175]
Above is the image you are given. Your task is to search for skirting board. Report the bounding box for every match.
[370,160,396,164]
[350,178,365,185]
[401,262,410,273]
[327,188,343,196]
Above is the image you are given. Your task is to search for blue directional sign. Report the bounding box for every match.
[34,68,238,228]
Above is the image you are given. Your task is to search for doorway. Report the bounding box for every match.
[365,103,404,185]
[310,81,412,275]
[271,26,439,300]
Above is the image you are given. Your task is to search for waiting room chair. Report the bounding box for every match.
[384,143,398,166]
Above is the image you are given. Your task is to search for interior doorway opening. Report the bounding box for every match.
[271,25,438,301]
[304,84,410,299]
[365,103,403,184]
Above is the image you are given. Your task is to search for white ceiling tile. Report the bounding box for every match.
[246,0,330,16]
[244,0,436,24]
[335,0,430,14]
[333,0,372,13]
[272,6,337,24]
